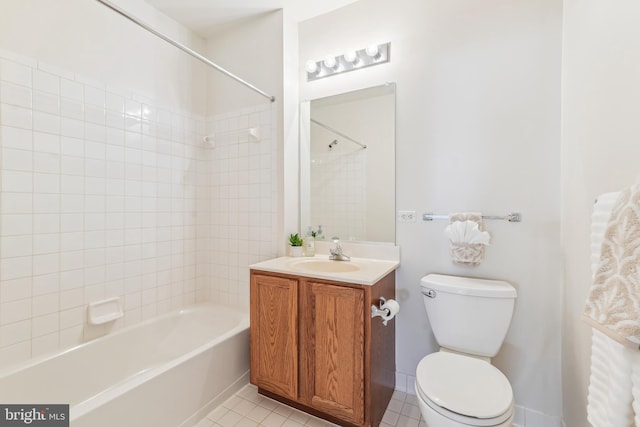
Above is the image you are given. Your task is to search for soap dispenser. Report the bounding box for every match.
[304,226,316,257]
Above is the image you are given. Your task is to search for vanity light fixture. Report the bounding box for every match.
[343,50,359,65]
[305,42,390,81]
[365,44,381,60]
[323,55,339,70]
[305,60,319,75]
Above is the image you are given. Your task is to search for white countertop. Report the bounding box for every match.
[250,255,400,285]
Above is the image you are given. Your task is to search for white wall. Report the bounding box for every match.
[299,0,563,423]
[0,0,207,114]
[205,11,283,117]
[561,1,640,425]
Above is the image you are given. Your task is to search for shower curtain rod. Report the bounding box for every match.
[310,118,367,149]
[95,0,276,103]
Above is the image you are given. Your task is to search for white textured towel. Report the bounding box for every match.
[586,191,640,427]
[584,186,640,349]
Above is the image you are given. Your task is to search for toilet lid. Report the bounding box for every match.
[416,352,513,419]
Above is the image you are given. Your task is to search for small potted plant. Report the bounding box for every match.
[288,233,304,257]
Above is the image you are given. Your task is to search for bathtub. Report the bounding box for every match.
[0,303,250,427]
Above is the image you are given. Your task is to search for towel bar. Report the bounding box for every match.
[422,212,522,222]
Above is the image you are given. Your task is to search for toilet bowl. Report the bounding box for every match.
[416,274,517,427]
[415,352,514,427]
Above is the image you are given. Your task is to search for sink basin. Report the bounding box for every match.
[289,259,361,273]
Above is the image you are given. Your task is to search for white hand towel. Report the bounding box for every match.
[445,212,490,266]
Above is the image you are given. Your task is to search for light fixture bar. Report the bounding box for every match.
[306,42,391,81]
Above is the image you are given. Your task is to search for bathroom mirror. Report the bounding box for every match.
[300,83,396,244]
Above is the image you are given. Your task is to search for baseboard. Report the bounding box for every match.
[179,370,250,427]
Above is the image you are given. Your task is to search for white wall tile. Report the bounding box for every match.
[33,70,59,95]
[0,193,31,215]
[1,214,33,236]
[1,235,33,258]
[1,104,32,129]
[60,79,82,101]
[33,233,60,255]
[59,268,83,290]
[61,136,83,156]
[1,125,32,149]
[84,85,105,107]
[2,147,32,171]
[59,288,83,311]
[33,213,60,234]
[1,278,32,303]
[33,193,60,214]
[34,152,60,174]
[32,312,58,338]
[1,170,32,192]
[106,92,124,113]
[0,298,31,324]
[36,62,73,81]
[34,172,60,194]
[0,59,32,86]
[60,98,83,120]
[85,123,106,142]
[0,319,31,347]
[1,81,32,108]
[33,111,60,134]
[61,156,84,176]
[33,91,59,115]
[33,131,60,154]
[32,273,58,296]
[0,50,278,370]
[60,117,83,138]
[85,105,105,125]
[33,253,59,276]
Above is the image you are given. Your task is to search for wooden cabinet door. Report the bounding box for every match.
[250,274,298,400]
[300,281,365,425]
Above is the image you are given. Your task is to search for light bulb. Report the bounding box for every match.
[323,55,338,70]
[365,44,380,59]
[305,60,319,74]
[343,50,359,64]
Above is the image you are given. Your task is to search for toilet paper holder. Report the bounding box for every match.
[371,297,399,326]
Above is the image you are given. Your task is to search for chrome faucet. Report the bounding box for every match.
[329,237,351,261]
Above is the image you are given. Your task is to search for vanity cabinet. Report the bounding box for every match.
[250,270,395,427]
[249,274,299,400]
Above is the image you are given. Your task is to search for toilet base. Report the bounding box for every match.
[415,383,514,427]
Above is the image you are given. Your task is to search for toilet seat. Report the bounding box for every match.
[415,352,514,425]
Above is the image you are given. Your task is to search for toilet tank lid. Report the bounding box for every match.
[420,274,516,298]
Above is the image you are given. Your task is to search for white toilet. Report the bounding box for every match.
[415,274,517,427]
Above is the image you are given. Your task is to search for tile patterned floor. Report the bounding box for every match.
[196,385,427,427]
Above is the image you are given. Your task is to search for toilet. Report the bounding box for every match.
[415,274,517,427]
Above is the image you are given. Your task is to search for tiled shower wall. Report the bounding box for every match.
[310,149,366,241]
[204,105,278,309]
[0,49,278,368]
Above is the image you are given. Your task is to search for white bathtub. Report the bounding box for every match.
[0,303,250,427]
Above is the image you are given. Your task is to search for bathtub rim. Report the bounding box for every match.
[0,302,249,380]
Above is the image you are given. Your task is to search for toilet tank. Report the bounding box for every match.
[420,274,517,358]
